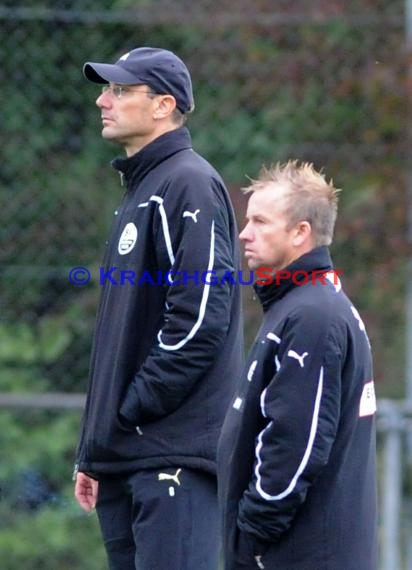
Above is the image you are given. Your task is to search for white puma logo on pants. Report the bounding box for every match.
[158,468,182,486]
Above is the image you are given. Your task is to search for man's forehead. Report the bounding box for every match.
[247,184,289,212]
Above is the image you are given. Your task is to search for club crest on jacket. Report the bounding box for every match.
[118,222,138,255]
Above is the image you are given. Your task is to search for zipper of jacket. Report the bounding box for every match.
[72,463,79,481]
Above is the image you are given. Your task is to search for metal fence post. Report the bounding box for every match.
[379,400,403,570]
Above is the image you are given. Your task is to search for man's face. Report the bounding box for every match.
[239,185,298,271]
[96,84,158,155]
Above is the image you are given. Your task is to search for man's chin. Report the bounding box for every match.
[246,260,260,271]
[101,128,119,141]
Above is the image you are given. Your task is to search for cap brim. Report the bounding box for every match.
[83,62,140,85]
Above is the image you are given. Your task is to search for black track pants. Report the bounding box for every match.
[96,467,219,570]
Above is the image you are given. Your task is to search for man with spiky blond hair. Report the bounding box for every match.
[218,161,378,570]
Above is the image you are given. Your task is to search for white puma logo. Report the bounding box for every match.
[158,468,182,486]
[119,52,130,61]
[287,349,308,368]
[183,209,200,223]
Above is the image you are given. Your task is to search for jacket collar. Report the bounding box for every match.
[254,246,333,311]
[111,126,192,188]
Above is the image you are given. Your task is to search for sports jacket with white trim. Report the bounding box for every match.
[218,247,378,570]
[75,127,243,477]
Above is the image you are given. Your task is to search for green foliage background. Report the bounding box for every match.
[0,0,408,567]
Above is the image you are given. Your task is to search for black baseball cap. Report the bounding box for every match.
[83,47,194,114]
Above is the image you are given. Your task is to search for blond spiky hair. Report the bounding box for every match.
[243,160,341,246]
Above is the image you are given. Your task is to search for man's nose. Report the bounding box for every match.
[96,92,110,107]
[239,224,251,241]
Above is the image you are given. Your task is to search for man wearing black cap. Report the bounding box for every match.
[73,47,243,570]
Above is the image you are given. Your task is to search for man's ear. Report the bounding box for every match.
[292,220,312,247]
[153,94,177,119]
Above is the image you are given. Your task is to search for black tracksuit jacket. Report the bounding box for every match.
[75,127,243,477]
[218,247,378,570]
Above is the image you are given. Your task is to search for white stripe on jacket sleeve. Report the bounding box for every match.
[157,220,215,351]
[150,196,175,265]
[255,366,324,501]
